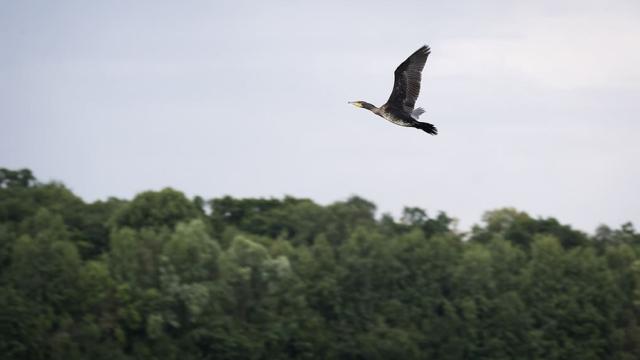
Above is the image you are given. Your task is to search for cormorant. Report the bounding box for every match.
[349,45,437,135]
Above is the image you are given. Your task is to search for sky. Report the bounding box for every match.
[1,0,639,232]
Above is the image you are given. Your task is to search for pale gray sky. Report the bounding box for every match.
[2,0,639,231]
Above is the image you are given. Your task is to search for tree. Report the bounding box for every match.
[0,168,35,188]
[113,188,200,230]
[1,167,639,359]
[472,208,587,249]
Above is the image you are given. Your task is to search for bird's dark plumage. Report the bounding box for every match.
[349,45,437,135]
[387,45,430,113]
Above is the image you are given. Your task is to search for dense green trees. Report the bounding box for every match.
[1,167,639,359]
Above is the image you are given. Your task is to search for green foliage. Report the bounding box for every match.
[0,168,35,188]
[113,188,200,230]
[472,208,588,248]
[1,168,639,359]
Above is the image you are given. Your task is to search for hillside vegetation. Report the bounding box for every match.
[1,168,639,359]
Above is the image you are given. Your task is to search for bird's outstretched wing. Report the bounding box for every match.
[385,45,430,112]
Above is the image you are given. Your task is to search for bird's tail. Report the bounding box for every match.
[411,107,425,119]
[414,121,438,135]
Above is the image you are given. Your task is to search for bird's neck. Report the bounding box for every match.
[360,101,378,111]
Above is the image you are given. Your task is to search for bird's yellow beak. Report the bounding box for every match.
[349,101,362,108]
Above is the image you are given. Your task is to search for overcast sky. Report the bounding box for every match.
[2,0,639,232]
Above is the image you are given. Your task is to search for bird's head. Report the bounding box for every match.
[348,101,376,110]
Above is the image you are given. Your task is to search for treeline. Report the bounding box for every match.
[1,167,639,359]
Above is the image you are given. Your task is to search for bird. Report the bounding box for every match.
[349,45,437,135]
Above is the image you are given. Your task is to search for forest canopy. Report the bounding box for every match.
[0,167,639,359]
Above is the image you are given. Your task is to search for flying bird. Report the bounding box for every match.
[349,45,437,135]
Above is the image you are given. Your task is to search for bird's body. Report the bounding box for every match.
[375,105,419,127]
[350,45,437,135]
